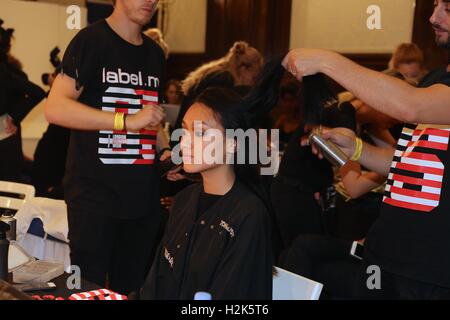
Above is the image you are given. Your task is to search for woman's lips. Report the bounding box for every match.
[141,6,155,15]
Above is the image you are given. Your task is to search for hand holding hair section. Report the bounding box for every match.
[238,55,339,128]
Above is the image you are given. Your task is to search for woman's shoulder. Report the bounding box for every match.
[231,183,269,221]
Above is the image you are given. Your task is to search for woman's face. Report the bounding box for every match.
[165,84,180,104]
[181,103,232,173]
[280,93,299,113]
[397,62,422,83]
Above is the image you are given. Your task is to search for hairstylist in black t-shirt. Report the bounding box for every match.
[283,0,450,299]
[45,0,166,295]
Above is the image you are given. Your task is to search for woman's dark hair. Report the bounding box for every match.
[239,55,338,126]
[193,57,342,260]
[0,19,14,63]
[280,79,301,98]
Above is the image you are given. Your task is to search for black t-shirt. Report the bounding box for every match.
[61,20,166,218]
[365,66,450,287]
[197,192,223,220]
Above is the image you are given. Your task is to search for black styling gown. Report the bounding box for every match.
[138,180,273,300]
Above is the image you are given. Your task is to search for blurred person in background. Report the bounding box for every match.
[144,28,169,59]
[0,19,46,182]
[174,41,263,132]
[388,43,428,86]
[164,79,182,105]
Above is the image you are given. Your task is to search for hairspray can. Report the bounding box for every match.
[309,132,349,167]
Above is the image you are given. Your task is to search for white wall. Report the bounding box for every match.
[0,0,87,158]
[290,0,416,53]
[161,0,207,53]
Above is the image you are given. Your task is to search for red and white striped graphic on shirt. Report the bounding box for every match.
[99,86,159,165]
[383,125,450,212]
[68,289,128,300]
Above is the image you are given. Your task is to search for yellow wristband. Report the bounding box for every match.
[351,137,363,161]
[114,112,125,131]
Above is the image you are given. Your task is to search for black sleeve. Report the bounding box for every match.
[437,76,450,87]
[209,210,273,300]
[135,243,162,300]
[60,29,98,90]
[6,72,46,123]
[419,68,450,88]
[0,64,7,116]
[135,187,194,300]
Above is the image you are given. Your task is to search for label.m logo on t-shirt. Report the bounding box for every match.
[384,124,450,212]
[102,67,160,87]
[98,67,160,166]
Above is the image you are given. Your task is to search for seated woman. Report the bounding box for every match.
[167,42,264,204]
[137,88,273,300]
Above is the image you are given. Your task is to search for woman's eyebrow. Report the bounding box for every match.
[192,119,212,129]
[201,121,212,129]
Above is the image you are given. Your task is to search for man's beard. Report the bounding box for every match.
[436,36,450,49]
[433,24,450,49]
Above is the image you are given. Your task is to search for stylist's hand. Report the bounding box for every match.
[160,196,173,211]
[127,104,165,132]
[159,149,172,162]
[301,127,357,159]
[5,115,17,135]
[166,165,186,182]
[282,49,334,81]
